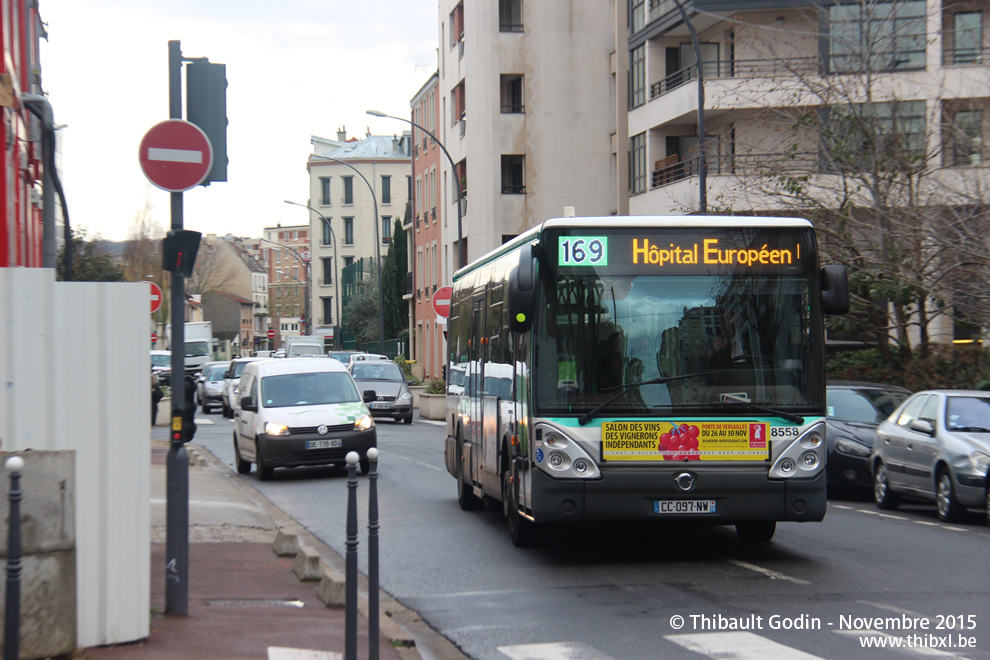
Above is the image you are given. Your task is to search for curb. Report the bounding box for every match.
[187,443,467,660]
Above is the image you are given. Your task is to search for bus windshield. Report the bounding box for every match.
[534,228,823,418]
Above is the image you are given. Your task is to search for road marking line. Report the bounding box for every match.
[666,632,824,659]
[498,641,615,660]
[268,648,341,660]
[725,558,811,585]
[858,601,929,618]
[416,462,442,471]
[854,509,910,520]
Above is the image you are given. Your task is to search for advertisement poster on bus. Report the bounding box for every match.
[601,420,771,461]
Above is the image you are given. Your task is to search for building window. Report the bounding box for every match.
[322,297,334,324]
[382,217,392,244]
[500,74,524,113]
[322,257,333,283]
[953,12,983,65]
[343,176,354,204]
[320,177,331,205]
[381,175,391,204]
[629,0,645,34]
[630,132,646,194]
[499,0,523,32]
[828,1,926,73]
[823,101,927,171]
[951,109,983,166]
[322,218,333,245]
[630,44,646,109]
[500,155,525,194]
[344,217,354,244]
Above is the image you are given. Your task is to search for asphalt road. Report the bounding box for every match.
[192,411,990,660]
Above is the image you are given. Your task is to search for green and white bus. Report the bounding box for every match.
[444,216,848,546]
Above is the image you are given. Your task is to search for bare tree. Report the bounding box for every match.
[695,0,990,362]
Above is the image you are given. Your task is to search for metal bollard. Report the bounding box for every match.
[344,451,359,660]
[367,447,380,660]
[5,456,25,660]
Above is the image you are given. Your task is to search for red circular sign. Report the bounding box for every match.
[151,332,159,343]
[143,280,164,313]
[138,120,213,192]
[433,286,453,318]
[267,329,276,338]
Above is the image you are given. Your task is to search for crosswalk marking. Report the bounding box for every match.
[268,647,341,660]
[499,641,615,660]
[666,631,825,659]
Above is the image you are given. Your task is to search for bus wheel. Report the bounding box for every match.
[456,445,483,511]
[735,521,775,542]
[502,469,537,547]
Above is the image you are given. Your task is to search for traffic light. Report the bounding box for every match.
[162,229,202,277]
[186,59,228,183]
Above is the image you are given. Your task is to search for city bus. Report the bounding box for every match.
[444,216,849,546]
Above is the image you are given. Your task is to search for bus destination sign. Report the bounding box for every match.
[556,230,810,273]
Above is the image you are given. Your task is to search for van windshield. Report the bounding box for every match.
[261,372,361,408]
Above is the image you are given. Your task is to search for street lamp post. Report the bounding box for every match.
[366,109,464,270]
[302,156,386,355]
[261,238,311,336]
[284,200,342,350]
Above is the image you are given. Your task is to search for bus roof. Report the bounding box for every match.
[453,215,814,282]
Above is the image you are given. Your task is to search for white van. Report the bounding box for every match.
[232,358,377,480]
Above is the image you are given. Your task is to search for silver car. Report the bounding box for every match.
[196,361,230,414]
[873,390,990,523]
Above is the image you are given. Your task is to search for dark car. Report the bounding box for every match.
[348,360,414,424]
[826,381,911,496]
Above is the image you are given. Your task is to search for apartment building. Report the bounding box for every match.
[436,0,625,280]
[263,223,309,349]
[306,130,411,345]
[411,73,446,380]
[627,0,990,344]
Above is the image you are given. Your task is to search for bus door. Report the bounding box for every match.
[464,296,486,485]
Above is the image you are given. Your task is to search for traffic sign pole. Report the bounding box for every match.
[165,39,189,617]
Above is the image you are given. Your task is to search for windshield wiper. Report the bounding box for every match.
[712,399,805,425]
[577,371,721,426]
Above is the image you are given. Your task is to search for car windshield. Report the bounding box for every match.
[261,372,361,408]
[946,396,990,431]
[151,354,170,367]
[827,387,909,424]
[207,364,228,381]
[351,363,404,382]
[185,341,211,358]
[232,361,252,377]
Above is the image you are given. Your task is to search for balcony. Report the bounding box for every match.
[650,57,819,101]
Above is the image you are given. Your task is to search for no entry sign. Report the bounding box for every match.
[139,120,214,192]
[267,329,276,338]
[433,286,453,318]
[144,280,163,313]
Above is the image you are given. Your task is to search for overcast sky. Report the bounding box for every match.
[39,0,438,242]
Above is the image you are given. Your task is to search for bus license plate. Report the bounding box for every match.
[654,500,717,514]
[306,439,342,450]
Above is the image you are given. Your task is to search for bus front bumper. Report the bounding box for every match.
[527,466,826,524]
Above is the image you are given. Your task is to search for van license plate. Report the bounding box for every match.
[306,439,342,449]
[654,500,716,514]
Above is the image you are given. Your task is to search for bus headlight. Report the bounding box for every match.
[769,423,825,479]
[534,423,599,479]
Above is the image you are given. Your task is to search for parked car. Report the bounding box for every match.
[328,350,366,364]
[232,357,377,480]
[150,350,171,381]
[196,361,230,414]
[350,353,390,363]
[825,381,911,496]
[273,349,286,358]
[873,389,990,523]
[222,357,267,418]
[348,360,414,424]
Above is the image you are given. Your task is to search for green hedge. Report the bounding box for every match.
[826,346,990,392]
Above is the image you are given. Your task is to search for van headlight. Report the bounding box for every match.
[354,414,374,432]
[265,422,289,436]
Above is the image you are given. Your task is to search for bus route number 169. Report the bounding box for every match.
[559,236,608,267]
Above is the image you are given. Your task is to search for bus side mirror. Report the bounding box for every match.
[821,265,849,315]
[508,243,538,333]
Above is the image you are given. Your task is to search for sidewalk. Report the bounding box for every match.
[79,432,459,660]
